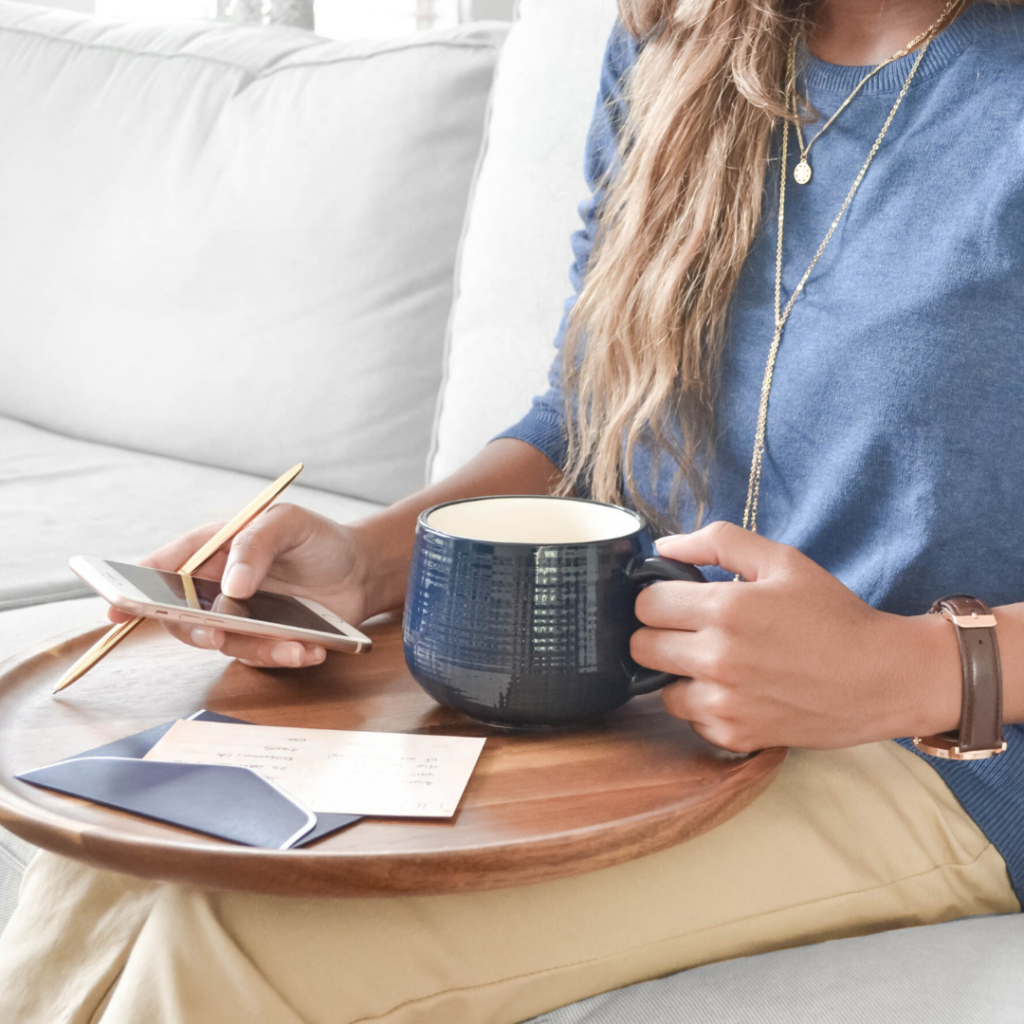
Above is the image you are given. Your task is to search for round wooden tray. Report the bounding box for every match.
[0,616,786,897]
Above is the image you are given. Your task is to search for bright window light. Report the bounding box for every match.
[96,0,217,17]
[93,0,460,34]
[318,0,458,38]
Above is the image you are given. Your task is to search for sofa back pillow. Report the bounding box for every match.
[0,2,506,504]
[428,0,618,483]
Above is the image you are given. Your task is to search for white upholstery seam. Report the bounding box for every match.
[424,39,501,486]
[0,21,503,86]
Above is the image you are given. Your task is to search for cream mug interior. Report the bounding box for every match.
[402,495,706,729]
[424,495,640,544]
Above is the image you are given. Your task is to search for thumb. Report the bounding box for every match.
[655,521,781,582]
[220,504,310,598]
[141,522,226,573]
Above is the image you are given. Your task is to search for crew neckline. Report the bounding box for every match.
[800,2,993,95]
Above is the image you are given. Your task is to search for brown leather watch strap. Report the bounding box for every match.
[914,595,1006,760]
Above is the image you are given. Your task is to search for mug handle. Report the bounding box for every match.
[625,556,707,697]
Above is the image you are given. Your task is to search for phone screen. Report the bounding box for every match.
[108,560,345,636]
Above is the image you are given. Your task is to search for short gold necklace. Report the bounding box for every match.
[739,23,948,547]
[791,0,962,184]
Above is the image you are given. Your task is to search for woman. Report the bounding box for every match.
[3,0,1022,1020]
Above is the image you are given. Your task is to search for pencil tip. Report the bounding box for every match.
[52,673,75,694]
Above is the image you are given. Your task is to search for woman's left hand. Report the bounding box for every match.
[631,521,962,752]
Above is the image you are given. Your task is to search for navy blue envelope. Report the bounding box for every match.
[18,711,362,849]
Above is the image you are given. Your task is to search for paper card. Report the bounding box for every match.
[144,720,486,818]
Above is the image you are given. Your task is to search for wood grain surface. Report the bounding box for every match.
[0,616,787,897]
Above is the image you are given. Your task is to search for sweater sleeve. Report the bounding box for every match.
[491,23,638,470]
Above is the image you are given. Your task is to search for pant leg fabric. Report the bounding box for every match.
[0,742,1016,1024]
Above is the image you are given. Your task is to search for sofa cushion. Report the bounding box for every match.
[0,827,34,941]
[529,914,1024,1023]
[0,1,506,505]
[428,0,618,482]
[0,416,382,612]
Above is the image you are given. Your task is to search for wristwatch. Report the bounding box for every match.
[913,595,1007,760]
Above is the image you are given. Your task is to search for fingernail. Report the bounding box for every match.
[311,647,326,664]
[272,643,303,668]
[222,563,254,598]
[191,626,222,649]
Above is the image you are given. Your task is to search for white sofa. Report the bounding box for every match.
[1,0,1021,1018]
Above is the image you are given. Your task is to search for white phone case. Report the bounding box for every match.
[69,556,371,654]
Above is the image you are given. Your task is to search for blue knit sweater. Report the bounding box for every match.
[498,5,1024,902]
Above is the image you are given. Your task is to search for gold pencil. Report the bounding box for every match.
[53,463,304,695]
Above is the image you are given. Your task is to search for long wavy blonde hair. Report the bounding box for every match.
[559,0,806,531]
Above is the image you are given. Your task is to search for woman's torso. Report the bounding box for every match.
[499,2,1024,900]
[642,4,1024,618]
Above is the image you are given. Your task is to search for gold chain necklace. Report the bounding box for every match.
[792,0,963,185]
[739,32,939,548]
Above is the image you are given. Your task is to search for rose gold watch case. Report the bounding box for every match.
[912,733,1007,760]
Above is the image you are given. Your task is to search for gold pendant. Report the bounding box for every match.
[793,158,812,185]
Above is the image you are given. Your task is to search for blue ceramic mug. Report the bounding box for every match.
[403,495,706,728]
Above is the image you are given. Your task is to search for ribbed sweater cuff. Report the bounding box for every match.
[492,407,568,471]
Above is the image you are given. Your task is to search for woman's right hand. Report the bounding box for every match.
[107,504,371,669]
[106,439,562,671]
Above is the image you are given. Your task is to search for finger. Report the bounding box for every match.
[688,718,755,755]
[630,625,710,679]
[232,639,327,669]
[160,621,226,650]
[635,580,734,631]
[220,504,313,599]
[660,677,718,723]
[660,679,753,752]
[180,550,230,579]
[161,620,325,668]
[655,521,783,582]
[139,522,228,574]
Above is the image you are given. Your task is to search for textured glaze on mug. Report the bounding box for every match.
[403,496,705,728]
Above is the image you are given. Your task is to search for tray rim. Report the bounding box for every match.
[0,624,787,897]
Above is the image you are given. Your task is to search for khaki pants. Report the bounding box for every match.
[0,742,1016,1024]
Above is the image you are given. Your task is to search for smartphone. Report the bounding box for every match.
[70,556,371,654]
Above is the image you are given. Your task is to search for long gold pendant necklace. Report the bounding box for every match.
[739,3,962,547]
